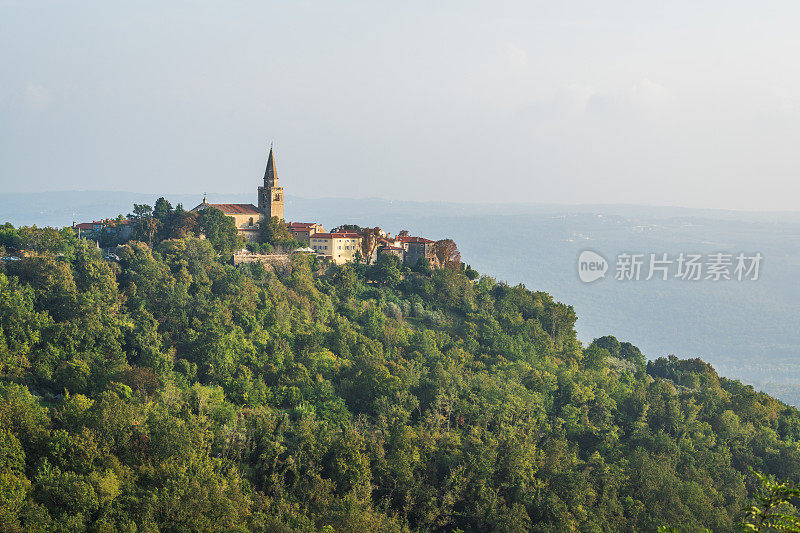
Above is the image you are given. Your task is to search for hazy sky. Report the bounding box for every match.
[2,1,800,210]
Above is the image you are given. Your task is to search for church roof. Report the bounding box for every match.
[199,203,261,215]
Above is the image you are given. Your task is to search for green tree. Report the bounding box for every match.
[743,471,800,532]
[198,207,243,254]
[129,203,159,247]
[369,254,402,288]
[153,197,173,223]
[262,216,295,247]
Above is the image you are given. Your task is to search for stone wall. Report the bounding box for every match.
[231,253,291,267]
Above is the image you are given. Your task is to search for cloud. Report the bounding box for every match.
[25,82,52,111]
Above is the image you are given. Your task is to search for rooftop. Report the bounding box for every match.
[311,232,362,240]
[202,203,261,215]
[397,236,435,244]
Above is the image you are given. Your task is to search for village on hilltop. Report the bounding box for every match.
[70,147,460,270]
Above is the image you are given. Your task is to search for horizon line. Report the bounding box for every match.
[2,189,800,215]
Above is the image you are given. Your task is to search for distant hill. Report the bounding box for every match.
[3,190,800,405]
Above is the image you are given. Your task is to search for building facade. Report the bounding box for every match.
[287,222,325,243]
[378,245,405,262]
[310,232,363,264]
[399,236,437,267]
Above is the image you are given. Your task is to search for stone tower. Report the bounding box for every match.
[258,146,284,220]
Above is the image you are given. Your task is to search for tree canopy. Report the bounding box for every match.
[0,223,799,531]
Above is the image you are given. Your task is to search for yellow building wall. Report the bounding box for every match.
[310,235,362,264]
[225,213,263,242]
[330,236,361,264]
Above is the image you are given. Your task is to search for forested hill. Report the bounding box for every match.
[1,226,800,532]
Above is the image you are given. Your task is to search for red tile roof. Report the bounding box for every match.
[397,236,434,244]
[288,222,319,229]
[311,232,362,240]
[73,219,131,231]
[206,203,261,215]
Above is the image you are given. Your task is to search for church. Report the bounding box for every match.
[192,147,284,242]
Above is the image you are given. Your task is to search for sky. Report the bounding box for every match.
[2,0,800,210]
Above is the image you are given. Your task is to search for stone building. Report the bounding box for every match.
[192,146,284,242]
[72,219,134,241]
[378,245,405,262]
[287,222,325,243]
[192,201,262,242]
[398,236,437,267]
[376,235,437,267]
[258,147,283,221]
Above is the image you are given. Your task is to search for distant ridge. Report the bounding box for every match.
[3,190,800,229]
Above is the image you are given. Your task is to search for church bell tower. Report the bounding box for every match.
[258,146,284,220]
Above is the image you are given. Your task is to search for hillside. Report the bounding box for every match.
[4,191,799,406]
[1,225,799,531]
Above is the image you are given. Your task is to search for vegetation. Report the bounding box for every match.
[261,216,297,249]
[433,239,460,270]
[1,223,800,531]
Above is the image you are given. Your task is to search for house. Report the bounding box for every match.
[72,219,133,241]
[378,245,405,262]
[287,222,325,243]
[73,222,96,233]
[191,146,284,242]
[309,232,363,264]
[397,235,437,267]
[374,235,438,267]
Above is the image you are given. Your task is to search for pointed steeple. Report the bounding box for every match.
[264,146,278,188]
[257,142,284,220]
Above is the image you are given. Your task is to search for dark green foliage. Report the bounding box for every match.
[128,203,159,246]
[368,253,402,288]
[463,263,479,280]
[262,215,296,247]
[0,223,799,531]
[197,206,243,254]
[152,196,173,223]
[246,242,273,254]
[411,257,432,276]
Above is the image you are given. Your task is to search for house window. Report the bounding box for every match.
[249,217,254,226]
